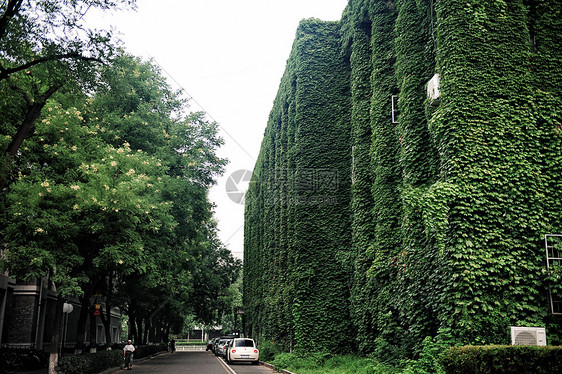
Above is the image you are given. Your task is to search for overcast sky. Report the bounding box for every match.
[90,0,349,259]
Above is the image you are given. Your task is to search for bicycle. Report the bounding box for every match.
[0,348,22,374]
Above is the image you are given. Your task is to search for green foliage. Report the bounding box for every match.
[173,341,207,346]
[56,345,167,374]
[244,0,562,363]
[272,352,398,374]
[57,349,123,374]
[257,340,282,362]
[0,0,136,82]
[399,336,449,374]
[439,345,562,374]
[269,345,562,374]
[0,52,238,346]
[244,18,352,354]
[347,0,381,357]
[1,100,176,297]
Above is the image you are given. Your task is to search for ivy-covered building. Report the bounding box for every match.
[243,0,562,356]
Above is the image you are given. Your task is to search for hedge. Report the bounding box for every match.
[57,350,123,374]
[57,345,166,374]
[439,345,562,374]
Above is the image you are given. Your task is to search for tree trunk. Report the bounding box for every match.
[74,294,90,354]
[89,303,97,353]
[136,315,143,344]
[100,303,112,348]
[75,277,97,354]
[143,319,150,345]
[48,296,64,374]
[99,275,113,348]
[127,309,136,342]
[5,85,59,157]
[1,84,60,191]
[164,324,170,343]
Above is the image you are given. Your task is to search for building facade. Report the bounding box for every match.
[0,272,121,351]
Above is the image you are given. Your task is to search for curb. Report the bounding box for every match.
[260,361,297,374]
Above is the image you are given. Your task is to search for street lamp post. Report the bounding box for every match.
[61,303,74,357]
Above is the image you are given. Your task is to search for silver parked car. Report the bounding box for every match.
[214,338,232,357]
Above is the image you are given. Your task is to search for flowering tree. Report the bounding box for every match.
[1,54,239,352]
[0,0,137,191]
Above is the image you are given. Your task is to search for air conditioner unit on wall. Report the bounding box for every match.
[426,73,440,101]
[510,326,547,346]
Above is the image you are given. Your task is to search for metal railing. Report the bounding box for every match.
[175,345,206,351]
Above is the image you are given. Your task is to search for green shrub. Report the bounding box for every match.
[258,340,281,361]
[272,352,397,374]
[439,345,562,374]
[272,353,318,372]
[373,337,409,364]
[57,345,167,374]
[398,335,448,374]
[133,344,166,359]
[57,349,122,374]
[270,346,562,374]
[57,354,91,374]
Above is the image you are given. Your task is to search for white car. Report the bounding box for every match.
[225,338,259,365]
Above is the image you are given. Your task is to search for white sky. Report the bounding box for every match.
[90,0,349,259]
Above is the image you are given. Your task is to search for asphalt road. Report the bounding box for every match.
[114,351,278,374]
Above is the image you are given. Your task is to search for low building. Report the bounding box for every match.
[0,273,121,351]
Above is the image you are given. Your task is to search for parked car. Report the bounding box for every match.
[212,337,220,353]
[206,340,214,351]
[225,338,259,365]
[215,338,232,357]
[213,335,237,355]
[212,337,224,354]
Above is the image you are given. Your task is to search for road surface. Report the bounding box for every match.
[115,351,279,374]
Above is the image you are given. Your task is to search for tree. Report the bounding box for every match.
[0,0,136,188]
[0,0,136,81]
[1,52,240,362]
[87,54,239,339]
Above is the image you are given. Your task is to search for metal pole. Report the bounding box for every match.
[34,275,46,349]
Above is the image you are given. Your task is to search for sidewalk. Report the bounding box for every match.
[19,351,168,374]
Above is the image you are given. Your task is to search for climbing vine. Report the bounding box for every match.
[244,19,352,353]
[244,0,562,359]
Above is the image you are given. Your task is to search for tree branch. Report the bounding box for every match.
[0,0,23,43]
[0,52,103,81]
[7,76,33,106]
[5,83,61,157]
